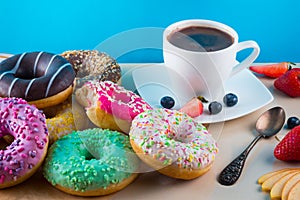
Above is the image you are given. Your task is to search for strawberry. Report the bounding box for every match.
[274,68,300,97]
[249,62,295,78]
[179,97,203,118]
[274,126,300,161]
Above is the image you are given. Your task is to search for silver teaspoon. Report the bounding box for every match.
[218,106,286,186]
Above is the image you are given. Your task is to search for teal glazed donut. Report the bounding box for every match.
[43,128,139,196]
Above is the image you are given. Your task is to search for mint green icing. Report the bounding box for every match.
[43,128,139,192]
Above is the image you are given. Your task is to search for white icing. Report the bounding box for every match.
[11,52,26,74]
[0,53,26,81]
[33,52,44,76]
[1,53,26,96]
[44,55,57,75]
[8,78,19,97]
[129,109,218,170]
[25,78,36,98]
[0,71,10,81]
[45,63,71,97]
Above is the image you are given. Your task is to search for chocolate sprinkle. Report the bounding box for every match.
[61,50,121,85]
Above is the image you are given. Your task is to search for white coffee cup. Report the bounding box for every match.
[163,19,260,101]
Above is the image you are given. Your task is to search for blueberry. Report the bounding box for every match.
[208,101,222,114]
[160,96,175,109]
[223,93,238,107]
[287,116,300,129]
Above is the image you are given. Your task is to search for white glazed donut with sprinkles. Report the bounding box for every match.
[129,108,218,180]
[0,97,49,189]
[75,80,152,134]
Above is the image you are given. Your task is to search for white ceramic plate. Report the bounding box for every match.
[131,63,274,124]
[196,68,274,123]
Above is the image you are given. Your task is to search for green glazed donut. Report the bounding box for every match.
[43,128,139,196]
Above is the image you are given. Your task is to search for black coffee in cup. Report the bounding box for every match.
[167,26,234,52]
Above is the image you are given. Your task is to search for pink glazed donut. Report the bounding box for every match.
[0,97,49,189]
[75,80,152,134]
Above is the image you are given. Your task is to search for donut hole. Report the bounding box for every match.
[14,62,45,79]
[83,149,95,161]
[0,122,15,149]
[14,71,41,80]
[0,138,9,150]
[172,134,189,144]
[12,52,53,80]
[171,125,196,144]
[112,92,131,104]
[0,135,15,150]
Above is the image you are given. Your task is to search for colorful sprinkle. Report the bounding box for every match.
[129,108,218,170]
[43,128,139,193]
[0,97,48,188]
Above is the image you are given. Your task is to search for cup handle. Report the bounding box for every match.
[230,40,260,76]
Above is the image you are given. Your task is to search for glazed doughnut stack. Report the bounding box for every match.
[0,50,218,196]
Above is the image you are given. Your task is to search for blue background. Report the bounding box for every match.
[0,0,299,63]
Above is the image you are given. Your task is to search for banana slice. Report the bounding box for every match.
[282,173,300,200]
[258,168,294,184]
[270,171,300,199]
[262,170,299,191]
[258,168,300,200]
[287,181,300,200]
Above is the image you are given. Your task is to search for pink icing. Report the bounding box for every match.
[86,81,152,121]
[0,97,48,185]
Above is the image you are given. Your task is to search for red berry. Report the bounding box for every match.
[274,126,300,161]
[274,68,300,97]
[249,62,294,78]
[179,97,203,118]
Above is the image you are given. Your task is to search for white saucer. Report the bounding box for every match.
[196,68,273,123]
[131,63,274,123]
[131,64,195,110]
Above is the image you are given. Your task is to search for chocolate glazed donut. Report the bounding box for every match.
[0,52,75,107]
